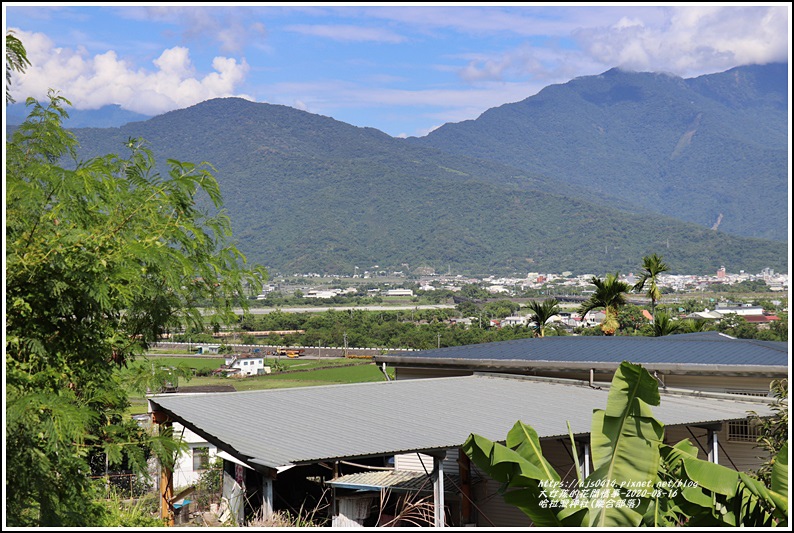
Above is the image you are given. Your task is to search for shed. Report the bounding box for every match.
[148,372,774,527]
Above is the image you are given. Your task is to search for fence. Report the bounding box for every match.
[91,473,152,500]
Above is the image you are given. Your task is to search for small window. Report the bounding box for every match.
[193,447,210,471]
[727,420,760,442]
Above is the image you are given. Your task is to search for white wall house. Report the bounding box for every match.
[501,315,528,327]
[171,422,218,490]
[224,355,269,376]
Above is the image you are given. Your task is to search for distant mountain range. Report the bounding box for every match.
[411,63,788,243]
[27,63,787,277]
[6,102,151,128]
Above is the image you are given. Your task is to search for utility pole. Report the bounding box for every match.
[343,332,348,358]
[437,334,441,349]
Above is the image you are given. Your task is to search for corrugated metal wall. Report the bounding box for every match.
[665,423,771,473]
[394,448,459,474]
[466,438,579,527]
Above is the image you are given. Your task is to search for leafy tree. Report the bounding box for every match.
[6,30,30,104]
[483,299,521,319]
[578,273,631,335]
[526,298,561,338]
[748,379,788,486]
[715,314,758,340]
[633,253,669,322]
[5,93,265,526]
[616,304,649,334]
[460,283,490,300]
[463,361,788,527]
[455,300,480,318]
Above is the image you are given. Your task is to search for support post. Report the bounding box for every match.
[581,442,591,479]
[152,411,174,526]
[433,454,445,527]
[458,450,473,525]
[262,476,274,520]
[708,429,719,464]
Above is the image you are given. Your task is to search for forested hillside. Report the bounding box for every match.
[413,63,788,242]
[58,70,787,276]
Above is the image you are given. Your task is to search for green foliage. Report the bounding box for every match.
[6,30,30,104]
[418,64,788,243]
[578,273,631,335]
[64,96,788,276]
[617,304,650,334]
[463,362,789,527]
[646,311,683,337]
[526,298,561,337]
[5,93,264,526]
[483,298,521,319]
[226,307,537,350]
[194,458,223,510]
[633,253,670,321]
[748,379,788,485]
[99,492,164,527]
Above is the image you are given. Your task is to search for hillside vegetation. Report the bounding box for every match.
[59,64,788,276]
[414,64,788,242]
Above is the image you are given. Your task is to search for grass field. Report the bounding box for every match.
[125,356,391,415]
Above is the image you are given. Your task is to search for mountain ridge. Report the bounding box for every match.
[33,64,788,277]
[411,63,788,242]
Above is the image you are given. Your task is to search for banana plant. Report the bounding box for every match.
[462,361,788,527]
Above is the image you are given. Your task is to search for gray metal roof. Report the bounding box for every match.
[326,470,457,493]
[373,332,788,374]
[149,373,773,471]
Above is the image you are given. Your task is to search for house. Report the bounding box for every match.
[384,289,414,297]
[137,386,235,496]
[221,355,270,376]
[686,306,781,327]
[149,372,776,527]
[500,315,528,327]
[196,344,221,354]
[372,331,787,395]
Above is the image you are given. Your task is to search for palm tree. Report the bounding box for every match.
[633,253,669,323]
[526,298,561,338]
[682,318,713,333]
[648,311,682,337]
[578,272,631,336]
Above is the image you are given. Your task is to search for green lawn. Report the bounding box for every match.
[126,358,391,415]
[128,356,226,372]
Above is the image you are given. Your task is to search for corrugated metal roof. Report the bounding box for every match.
[326,470,456,493]
[149,373,774,471]
[374,331,787,367]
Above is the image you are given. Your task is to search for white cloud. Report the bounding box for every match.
[573,6,789,76]
[286,24,405,43]
[451,5,788,87]
[8,29,250,115]
[122,6,266,53]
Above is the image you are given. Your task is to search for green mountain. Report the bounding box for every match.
[60,82,786,277]
[411,63,788,243]
[6,102,151,128]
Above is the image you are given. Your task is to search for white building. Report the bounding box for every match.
[224,355,270,376]
[172,422,219,489]
[384,289,414,297]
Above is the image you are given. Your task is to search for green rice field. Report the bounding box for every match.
[126,356,392,415]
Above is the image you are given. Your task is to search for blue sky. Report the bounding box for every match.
[4,3,791,138]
